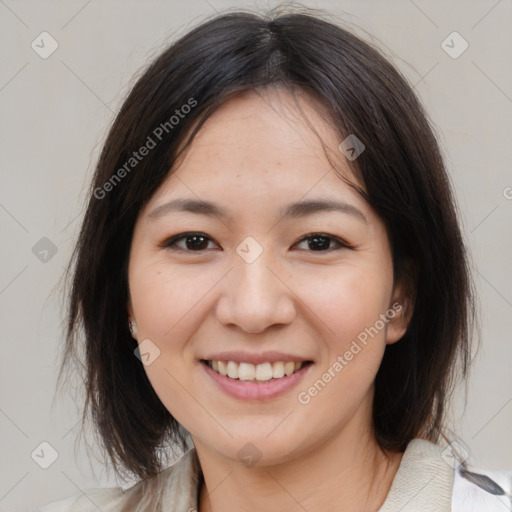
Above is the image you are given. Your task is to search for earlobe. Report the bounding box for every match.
[386,261,417,345]
[127,301,137,338]
[129,319,138,337]
[385,299,410,345]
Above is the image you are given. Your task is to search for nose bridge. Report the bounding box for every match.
[216,240,295,333]
[238,250,278,300]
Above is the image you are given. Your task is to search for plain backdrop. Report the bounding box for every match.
[0,1,511,510]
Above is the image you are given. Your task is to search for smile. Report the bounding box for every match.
[203,359,308,382]
[200,358,314,401]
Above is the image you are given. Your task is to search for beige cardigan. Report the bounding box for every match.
[35,439,510,511]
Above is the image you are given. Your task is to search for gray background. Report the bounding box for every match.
[0,1,511,510]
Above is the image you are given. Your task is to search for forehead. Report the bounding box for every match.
[148,88,366,210]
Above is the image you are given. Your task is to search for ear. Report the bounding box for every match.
[127,300,139,339]
[127,300,134,322]
[385,259,417,345]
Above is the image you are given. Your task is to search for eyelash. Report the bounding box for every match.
[160,232,351,253]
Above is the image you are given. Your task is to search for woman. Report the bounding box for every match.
[37,7,511,512]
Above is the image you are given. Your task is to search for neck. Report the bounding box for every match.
[196,425,403,512]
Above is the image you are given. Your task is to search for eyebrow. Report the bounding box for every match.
[148,197,367,224]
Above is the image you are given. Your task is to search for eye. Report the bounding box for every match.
[293,233,350,252]
[160,232,350,253]
[161,232,220,252]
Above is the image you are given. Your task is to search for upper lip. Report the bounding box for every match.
[201,351,312,365]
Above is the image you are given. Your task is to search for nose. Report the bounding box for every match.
[215,249,296,334]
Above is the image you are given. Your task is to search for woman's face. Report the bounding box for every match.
[128,88,409,466]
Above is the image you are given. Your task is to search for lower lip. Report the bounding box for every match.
[201,361,313,401]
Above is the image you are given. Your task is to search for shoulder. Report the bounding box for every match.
[34,447,201,512]
[34,486,124,512]
[379,438,512,511]
[452,464,512,511]
[378,439,455,511]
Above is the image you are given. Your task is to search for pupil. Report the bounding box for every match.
[187,235,207,250]
[310,236,329,251]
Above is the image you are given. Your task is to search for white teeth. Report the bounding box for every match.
[207,360,306,381]
[238,362,255,381]
[227,361,238,379]
[272,361,285,378]
[218,360,228,376]
[255,362,273,381]
[284,362,295,376]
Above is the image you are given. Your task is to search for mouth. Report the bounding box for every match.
[200,359,313,382]
[200,358,314,401]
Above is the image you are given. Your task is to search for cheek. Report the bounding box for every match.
[294,269,392,417]
[128,262,209,423]
[293,263,392,345]
[129,261,214,341]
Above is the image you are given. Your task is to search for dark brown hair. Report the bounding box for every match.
[58,7,476,484]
